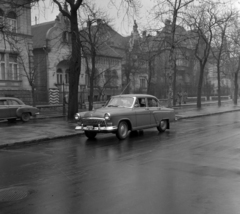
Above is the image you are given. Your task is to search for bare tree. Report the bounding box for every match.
[80,3,118,110]
[122,47,140,94]
[52,0,83,119]
[94,66,119,101]
[226,17,240,105]
[211,8,235,106]
[51,0,140,116]
[151,0,194,107]
[185,1,224,108]
[8,38,38,106]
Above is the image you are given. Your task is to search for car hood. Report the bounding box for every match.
[82,107,131,118]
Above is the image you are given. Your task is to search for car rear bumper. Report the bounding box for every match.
[75,125,118,132]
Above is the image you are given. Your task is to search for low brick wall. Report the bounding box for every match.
[36,104,63,112]
[210,96,230,101]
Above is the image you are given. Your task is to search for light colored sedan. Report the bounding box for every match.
[75,94,175,140]
[0,97,39,122]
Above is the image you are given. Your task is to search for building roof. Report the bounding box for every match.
[31,21,55,49]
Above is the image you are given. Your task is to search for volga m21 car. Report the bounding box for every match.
[75,94,175,140]
[0,97,39,122]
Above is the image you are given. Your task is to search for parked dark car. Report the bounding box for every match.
[75,94,175,140]
[0,97,39,122]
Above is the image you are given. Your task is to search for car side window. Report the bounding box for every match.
[139,98,146,107]
[8,100,20,105]
[134,99,140,108]
[147,98,158,107]
[0,100,8,105]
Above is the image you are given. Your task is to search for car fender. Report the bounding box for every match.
[117,118,133,131]
[16,107,33,117]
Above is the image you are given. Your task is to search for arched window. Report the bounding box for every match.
[57,68,63,84]
[7,11,17,33]
[65,69,69,84]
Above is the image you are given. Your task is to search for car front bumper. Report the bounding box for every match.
[75,125,118,132]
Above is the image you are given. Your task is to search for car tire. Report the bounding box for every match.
[21,112,30,122]
[85,131,97,139]
[116,121,129,140]
[157,120,167,132]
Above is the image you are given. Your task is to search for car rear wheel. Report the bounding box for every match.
[21,112,30,122]
[116,121,129,140]
[157,120,167,132]
[85,131,97,139]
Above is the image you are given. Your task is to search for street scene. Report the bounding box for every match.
[1,0,240,214]
[1,106,240,214]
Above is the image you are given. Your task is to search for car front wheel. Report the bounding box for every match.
[116,121,129,140]
[157,120,167,132]
[21,112,30,122]
[85,131,97,139]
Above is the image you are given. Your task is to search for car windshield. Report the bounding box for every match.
[106,97,134,108]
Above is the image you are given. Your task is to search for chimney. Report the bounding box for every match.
[87,20,91,28]
[165,19,171,26]
[142,30,147,38]
[97,19,102,25]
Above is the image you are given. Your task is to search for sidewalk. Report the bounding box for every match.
[1,100,240,149]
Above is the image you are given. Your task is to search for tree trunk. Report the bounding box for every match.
[68,11,81,119]
[31,87,36,107]
[173,63,177,106]
[147,60,152,94]
[197,63,204,108]
[89,55,96,110]
[217,63,221,107]
[234,72,238,105]
[167,50,174,107]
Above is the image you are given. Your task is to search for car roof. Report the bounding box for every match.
[112,94,157,98]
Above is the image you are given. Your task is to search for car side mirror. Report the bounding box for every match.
[134,104,140,108]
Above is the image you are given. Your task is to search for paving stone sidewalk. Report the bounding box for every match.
[1,100,240,149]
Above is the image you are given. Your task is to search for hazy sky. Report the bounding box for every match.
[31,0,153,36]
[31,0,240,36]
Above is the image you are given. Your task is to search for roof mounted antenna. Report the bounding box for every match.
[120,82,130,95]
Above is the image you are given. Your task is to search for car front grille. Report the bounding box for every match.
[82,118,106,126]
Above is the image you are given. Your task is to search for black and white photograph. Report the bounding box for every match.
[1,0,240,213]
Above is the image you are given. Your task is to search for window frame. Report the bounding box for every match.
[7,11,17,33]
[56,68,63,84]
[8,53,18,80]
[0,53,6,80]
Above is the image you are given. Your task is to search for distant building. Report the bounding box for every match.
[32,14,123,104]
[0,0,33,104]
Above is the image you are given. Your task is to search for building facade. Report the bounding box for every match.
[32,14,123,105]
[0,0,33,104]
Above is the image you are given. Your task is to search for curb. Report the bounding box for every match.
[0,132,84,149]
[176,108,240,120]
[1,106,240,149]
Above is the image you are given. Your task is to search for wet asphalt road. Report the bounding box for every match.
[1,112,240,214]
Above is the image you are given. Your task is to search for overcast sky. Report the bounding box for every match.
[31,0,154,36]
[31,0,240,36]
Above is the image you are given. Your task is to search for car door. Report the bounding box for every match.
[147,97,161,126]
[0,99,9,119]
[133,97,151,128]
[7,99,22,118]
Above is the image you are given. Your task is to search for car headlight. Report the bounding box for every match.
[104,113,111,120]
[75,113,81,120]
